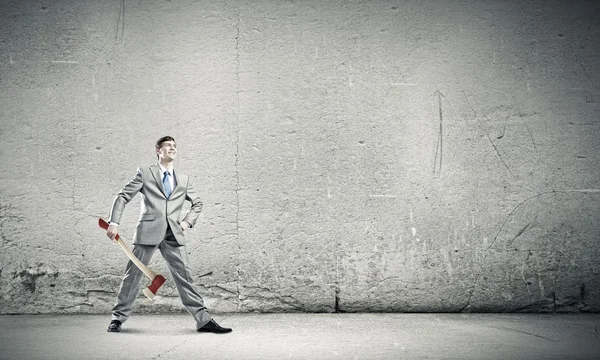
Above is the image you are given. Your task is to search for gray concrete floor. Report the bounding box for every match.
[0,313,599,360]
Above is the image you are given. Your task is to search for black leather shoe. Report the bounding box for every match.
[107,320,122,332]
[197,319,232,333]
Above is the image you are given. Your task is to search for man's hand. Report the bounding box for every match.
[181,221,190,231]
[106,224,119,241]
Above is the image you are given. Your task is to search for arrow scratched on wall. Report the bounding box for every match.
[115,0,125,43]
[433,90,445,177]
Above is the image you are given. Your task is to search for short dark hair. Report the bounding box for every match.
[156,136,175,159]
[156,136,175,149]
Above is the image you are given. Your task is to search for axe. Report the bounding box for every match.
[98,218,166,300]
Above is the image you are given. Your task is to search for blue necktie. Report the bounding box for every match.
[162,171,172,197]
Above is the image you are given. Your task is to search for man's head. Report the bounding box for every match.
[155,136,177,162]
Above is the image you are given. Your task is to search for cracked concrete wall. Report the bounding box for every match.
[1,0,599,314]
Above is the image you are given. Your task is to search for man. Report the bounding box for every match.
[104,136,231,334]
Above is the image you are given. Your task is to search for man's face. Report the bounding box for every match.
[156,140,177,161]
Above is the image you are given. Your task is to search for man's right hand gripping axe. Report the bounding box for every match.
[98,218,166,300]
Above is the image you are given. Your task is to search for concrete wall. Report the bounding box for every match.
[1,0,599,314]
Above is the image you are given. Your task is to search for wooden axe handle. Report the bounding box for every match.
[115,237,157,280]
[98,218,157,280]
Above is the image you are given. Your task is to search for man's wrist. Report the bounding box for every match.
[109,222,119,226]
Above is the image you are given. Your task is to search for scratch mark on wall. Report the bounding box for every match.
[459,84,514,176]
[115,0,125,43]
[507,221,535,248]
[524,123,537,152]
[487,132,513,175]
[433,90,444,177]
[490,189,600,249]
[489,193,548,249]
[551,22,598,103]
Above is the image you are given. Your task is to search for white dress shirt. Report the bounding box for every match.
[158,163,176,192]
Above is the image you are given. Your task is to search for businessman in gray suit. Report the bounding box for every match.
[105,136,231,333]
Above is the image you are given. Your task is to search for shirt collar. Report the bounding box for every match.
[158,163,173,176]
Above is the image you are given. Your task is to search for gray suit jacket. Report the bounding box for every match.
[108,163,203,246]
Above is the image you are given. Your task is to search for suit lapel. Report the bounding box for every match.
[172,170,184,196]
[150,164,168,198]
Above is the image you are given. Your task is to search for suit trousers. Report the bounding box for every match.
[111,227,212,329]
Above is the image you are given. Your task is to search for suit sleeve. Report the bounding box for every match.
[182,177,203,228]
[108,167,144,225]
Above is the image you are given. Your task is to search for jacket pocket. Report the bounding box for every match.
[139,213,155,221]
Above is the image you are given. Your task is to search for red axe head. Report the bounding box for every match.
[142,275,166,300]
